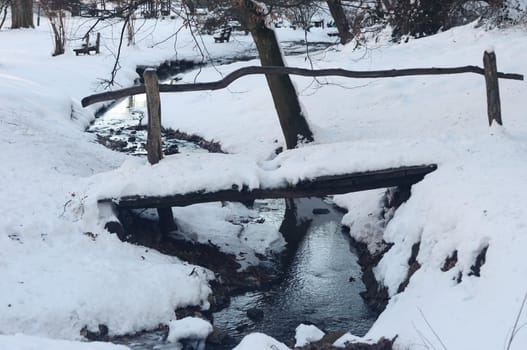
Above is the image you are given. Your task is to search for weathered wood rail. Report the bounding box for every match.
[101,165,438,209]
[83,51,523,125]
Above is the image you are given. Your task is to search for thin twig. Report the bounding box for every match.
[412,321,437,350]
[506,290,527,350]
[418,307,448,350]
[107,16,130,87]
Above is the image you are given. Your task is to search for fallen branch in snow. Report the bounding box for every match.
[82,64,524,106]
[418,307,448,350]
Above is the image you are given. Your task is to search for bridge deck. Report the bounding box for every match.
[100,164,437,209]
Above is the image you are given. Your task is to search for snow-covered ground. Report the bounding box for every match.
[1,8,527,350]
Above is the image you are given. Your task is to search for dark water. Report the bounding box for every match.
[212,198,375,347]
[86,93,210,156]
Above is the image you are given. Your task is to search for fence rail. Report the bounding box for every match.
[81,51,524,181]
[82,58,523,108]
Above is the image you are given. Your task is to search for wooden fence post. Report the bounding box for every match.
[144,69,163,164]
[95,32,101,54]
[143,68,175,234]
[483,50,502,126]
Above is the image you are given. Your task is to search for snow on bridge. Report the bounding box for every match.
[94,142,438,210]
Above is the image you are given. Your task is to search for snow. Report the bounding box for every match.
[2,8,527,350]
[233,333,290,350]
[166,317,213,343]
[0,16,227,341]
[332,189,388,253]
[333,333,375,347]
[294,324,325,347]
[90,142,435,201]
[0,334,129,350]
[171,202,286,270]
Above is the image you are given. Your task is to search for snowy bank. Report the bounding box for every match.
[0,334,129,350]
[0,14,332,342]
[1,9,527,350]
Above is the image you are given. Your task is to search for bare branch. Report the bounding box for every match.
[107,16,129,87]
[506,290,527,350]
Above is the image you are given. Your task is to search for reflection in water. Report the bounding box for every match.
[114,198,376,349]
[87,93,209,156]
[212,198,376,346]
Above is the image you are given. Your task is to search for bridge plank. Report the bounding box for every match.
[100,164,437,209]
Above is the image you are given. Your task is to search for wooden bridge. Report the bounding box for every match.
[82,51,522,233]
[100,164,438,209]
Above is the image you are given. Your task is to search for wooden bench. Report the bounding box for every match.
[214,27,232,43]
[73,33,100,56]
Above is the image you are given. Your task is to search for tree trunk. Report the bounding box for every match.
[231,0,313,149]
[40,0,65,56]
[326,0,353,45]
[183,0,195,15]
[0,2,9,30]
[50,13,65,56]
[127,14,135,46]
[10,0,33,28]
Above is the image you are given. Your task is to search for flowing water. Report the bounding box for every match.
[87,48,377,349]
[211,198,376,347]
[108,198,376,349]
[87,93,211,156]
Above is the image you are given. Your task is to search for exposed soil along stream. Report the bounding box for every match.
[88,50,378,349]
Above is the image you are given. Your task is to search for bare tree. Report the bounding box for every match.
[127,12,135,46]
[10,0,33,28]
[327,0,353,44]
[41,0,66,55]
[231,0,314,149]
[383,0,508,39]
[78,0,150,85]
[115,0,137,46]
[0,0,9,29]
[285,0,318,30]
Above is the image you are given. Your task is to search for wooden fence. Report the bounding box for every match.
[82,50,523,174]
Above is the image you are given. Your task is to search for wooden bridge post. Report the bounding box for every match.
[483,50,502,126]
[143,69,176,234]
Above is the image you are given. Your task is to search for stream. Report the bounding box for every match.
[211,198,376,346]
[87,46,378,349]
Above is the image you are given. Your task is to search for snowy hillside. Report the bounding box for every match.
[1,11,527,350]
